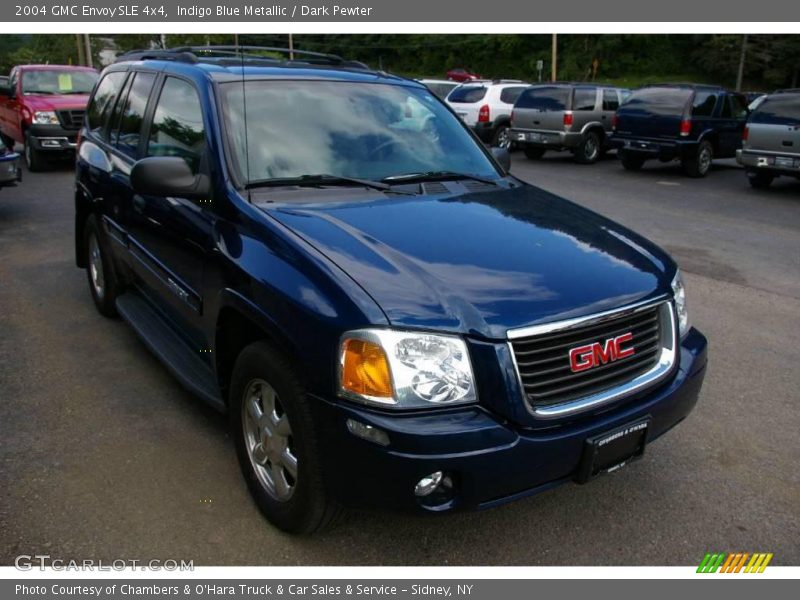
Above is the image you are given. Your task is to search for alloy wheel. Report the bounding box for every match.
[88,233,105,300]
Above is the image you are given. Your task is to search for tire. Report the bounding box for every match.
[683,140,713,178]
[24,132,47,172]
[524,147,546,160]
[619,150,645,171]
[230,341,342,534]
[574,130,601,164]
[84,215,120,318]
[747,170,774,189]
[492,124,511,150]
[1,133,15,150]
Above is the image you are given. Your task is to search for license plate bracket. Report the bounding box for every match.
[775,156,794,168]
[575,417,651,484]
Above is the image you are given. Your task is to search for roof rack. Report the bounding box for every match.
[114,45,369,70]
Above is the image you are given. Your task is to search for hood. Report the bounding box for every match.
[258,185,675,339]
[22,94,90,112]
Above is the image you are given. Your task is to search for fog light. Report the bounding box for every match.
[346,419,390,446]
[414,471,443,497]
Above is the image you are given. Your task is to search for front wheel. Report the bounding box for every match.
[619,150,645,171]
[747,170,774,189]
[230,341,342,534]
[24,132,47,172]
[683,140,713,178]
[524,147,546,160]
[574,131,601,164]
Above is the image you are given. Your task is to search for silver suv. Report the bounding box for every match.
[511,83,629,164]
[737,92,800,188]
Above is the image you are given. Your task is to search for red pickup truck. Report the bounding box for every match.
[0,65,98,171]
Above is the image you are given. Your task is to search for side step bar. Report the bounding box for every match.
[116,292,226,412]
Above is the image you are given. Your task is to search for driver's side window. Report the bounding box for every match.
[147,77,206,174]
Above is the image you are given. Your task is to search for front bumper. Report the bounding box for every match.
[511,128,583,150]
[311,328,708,511]
[0,152,22,186]
[27,124,78,152]
[737,149,800,177]
[611,136,697,161]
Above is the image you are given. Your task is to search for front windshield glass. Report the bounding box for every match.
[22,69,98,95]
[219,80,500,185]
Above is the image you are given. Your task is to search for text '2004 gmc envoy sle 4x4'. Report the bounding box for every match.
[75,47,708,534]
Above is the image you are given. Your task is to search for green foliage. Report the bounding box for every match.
[0,34,797,90]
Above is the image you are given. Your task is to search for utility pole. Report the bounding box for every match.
[551,33,558,82]
[289,34,294,60]
[735,34,748,92]
[75,34,85,66]
[83,34,93,68]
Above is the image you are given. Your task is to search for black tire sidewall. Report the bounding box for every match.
[575,131,600,164]
[524,147,546,160]
[84,215,118,317]
[24,132,45,172]
[230,341,336,534]
[620,150,645,171]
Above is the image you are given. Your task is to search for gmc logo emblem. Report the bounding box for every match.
[569,332,635,373]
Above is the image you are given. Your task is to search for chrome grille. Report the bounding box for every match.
[57,109,86,130]
[509,300,676,417]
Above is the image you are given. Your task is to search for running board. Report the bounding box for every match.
[116,292,226,412]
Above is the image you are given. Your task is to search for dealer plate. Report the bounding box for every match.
[575,417,650,483]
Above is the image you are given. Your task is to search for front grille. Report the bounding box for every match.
[511,303,665,409]
[57,109,86,130]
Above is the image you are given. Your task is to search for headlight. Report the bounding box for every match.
[338,329,477,409]
[33,111,59,125]
[671,270,690,337]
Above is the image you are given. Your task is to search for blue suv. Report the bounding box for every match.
[611,84,749,177]
[75,47,708,533]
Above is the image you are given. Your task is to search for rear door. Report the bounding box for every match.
[571,86,598,131]
[512,85,570,131]
[614,87,692,139]
[745,95,800,162]
[601,88,621,133]
[716,93,749,157]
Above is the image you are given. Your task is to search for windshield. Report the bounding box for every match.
[751,95,800,126]
[621,87,692,116]
[220,80,500,185]
[22,69,98,95]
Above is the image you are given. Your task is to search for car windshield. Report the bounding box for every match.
[22,69,98,95]
[220,80,501,186]
[750,95,800,126]
[515,86,570,111]
[621,87,692,116]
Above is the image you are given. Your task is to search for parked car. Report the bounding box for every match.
[0,64,98,171]
[417,78,459,100]
[0,135,21,190]
[446,68,481,82]
[510,83,630,164]
[76,47,707,534]
[610,84,749,177]
[446,80,528,149]
[737,91,800,188]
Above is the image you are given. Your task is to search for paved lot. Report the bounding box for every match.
[1,153,798,566]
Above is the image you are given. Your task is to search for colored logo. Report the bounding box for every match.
[569,332,635,373]
[697,552,773,573]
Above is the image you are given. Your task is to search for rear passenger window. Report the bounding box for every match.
[692,91,718,117]
[602,89,619,111]
[573,87,597,111]
[85,71,126,140]
[730,95,748,119]
[113,72,155,158]
[500,87,526,105]
[147,77,205,173]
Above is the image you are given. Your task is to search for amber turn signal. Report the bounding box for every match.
[341,338,393,398]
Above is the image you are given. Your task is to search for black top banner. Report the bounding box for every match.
[3,0,800,22]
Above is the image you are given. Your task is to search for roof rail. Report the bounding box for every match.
[114,45,368,69]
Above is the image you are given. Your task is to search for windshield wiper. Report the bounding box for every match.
[381,171,499,186]
[246,174,413,195]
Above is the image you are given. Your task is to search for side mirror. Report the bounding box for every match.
[130,156,210,200]
[491,146,511,173]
